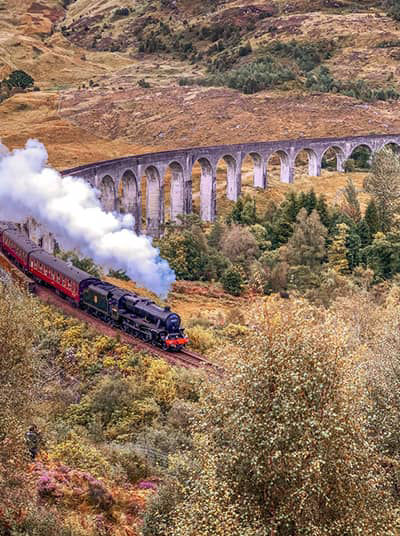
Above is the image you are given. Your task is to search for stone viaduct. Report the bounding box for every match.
[57,133,400,238]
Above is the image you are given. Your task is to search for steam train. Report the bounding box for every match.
[0,222,189,351]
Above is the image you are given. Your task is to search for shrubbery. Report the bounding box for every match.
[306,66,400,102]
[144,298,397,535]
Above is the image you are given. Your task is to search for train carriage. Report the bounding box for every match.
[29,250,97,303]
[2,228,40,269]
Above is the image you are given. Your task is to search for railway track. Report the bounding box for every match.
[0,248,220,372]
[35,285,219,372]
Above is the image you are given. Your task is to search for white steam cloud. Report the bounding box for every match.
[0,139,175,297]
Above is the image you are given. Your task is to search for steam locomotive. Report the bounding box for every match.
[0,222,189,351]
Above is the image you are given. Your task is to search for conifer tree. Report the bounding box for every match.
[346,225,361,270]
[230,197,244,224]
[364,199,380,238]
[303,188,317,214]
[283,191,300,222]
[364,147,400,231]
[328,223,350,274]
[285,208,328,268]
[208,220,225,249]
[241,196,257,225]
[316,194,331,229]
[357,218,372,248]
[342,178,361,222]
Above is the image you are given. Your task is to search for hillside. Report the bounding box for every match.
[1,0,400,168]
[5,3,400,536]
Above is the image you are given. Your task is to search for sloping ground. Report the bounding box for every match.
[58,84,400,150]
[1,0,400,168]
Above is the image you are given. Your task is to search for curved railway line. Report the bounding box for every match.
[0,249,220,372]
[37,284,220,371]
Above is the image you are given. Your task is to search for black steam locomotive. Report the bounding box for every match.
[0,222,188,351]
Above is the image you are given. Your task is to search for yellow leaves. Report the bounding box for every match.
[145,359,177,407]
[221,323,249,338]
[186,326,217,353]
[60,324,87,351]
[49,432,112,478]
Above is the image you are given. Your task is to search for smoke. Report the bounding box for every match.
[0,139,175,297]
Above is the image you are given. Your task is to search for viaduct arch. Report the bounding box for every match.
[60,133,400,237]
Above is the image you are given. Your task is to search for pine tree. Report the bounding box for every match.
[316,195,331,229]
[208,220,225,249]
[285,208,328,268]
[230,197,244,224]
[341,178,361,222]
[356,218,371,249]
[364,199,380,238]
[241,196,257,225]
[283,191,300,222]
[328,223,350,274]
[346,225,361,270]
[364,147,400,231]
[303,189,317,214]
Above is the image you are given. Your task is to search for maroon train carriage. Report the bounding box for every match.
[2,227,40,270]
[29,250,97,303]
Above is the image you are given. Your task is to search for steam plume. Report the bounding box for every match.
[0,139,175,297]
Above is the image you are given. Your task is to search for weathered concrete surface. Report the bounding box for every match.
[61,133,400,237]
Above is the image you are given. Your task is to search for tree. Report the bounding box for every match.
[221,266,243,296]
[284,208,328,268]
[341,178,361,222]
[241,195,257,225]
[230,197,244,224]
[6,70,34,89]
[282,191,300,222]
[249,223,271,251]
[159,226,209,281]
[221,225,259,268]
[303,188,317,214]
[59,251,101,278]
[362,231,400,279]
[207,220,225,249]
[357,218,372,249]
[364,147,400,231]
[316,194,331,229]
[328,223,350,274]
[346,224,361,270]
[145,299,395,535]
[229,195,257,225]
[364,199,380,237]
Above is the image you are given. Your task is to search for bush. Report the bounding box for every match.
[268,39,335,72]
[306,66,400,102]
[10,507,86,536]
[113,7,130,17]
[150,299,396,535]
[103,443,150,483]
[50,433,112,478]
[344,158,356,172]
[221,266,244,296]
[186,326,217,353]
[138,79,151,88]
[197,54,295,94]
[6,70,34,89]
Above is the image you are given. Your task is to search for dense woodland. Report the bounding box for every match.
[3,148,400,533]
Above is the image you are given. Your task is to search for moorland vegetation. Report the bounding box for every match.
[3,148,400,534]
